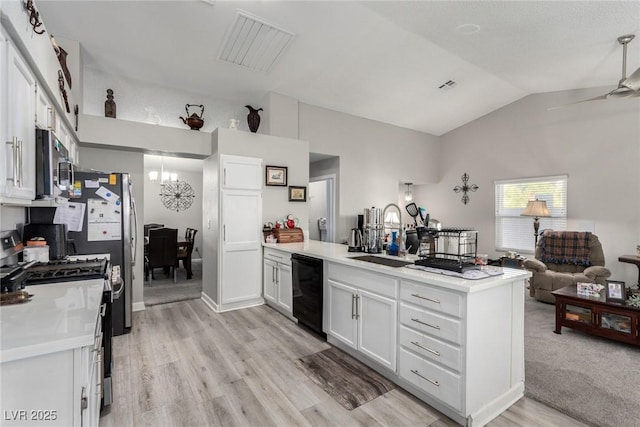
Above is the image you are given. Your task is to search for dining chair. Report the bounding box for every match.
[146,227,178,284]
[177,228,198,279]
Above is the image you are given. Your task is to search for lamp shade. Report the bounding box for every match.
[384,211,400,225]
[521,199,550,218]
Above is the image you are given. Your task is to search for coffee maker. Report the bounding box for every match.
[363,207,383,254]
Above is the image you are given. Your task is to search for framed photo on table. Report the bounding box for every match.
[605,280,627,303]
[288,186,307,202]
[265,166,287,186]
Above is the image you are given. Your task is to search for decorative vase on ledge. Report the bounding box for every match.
[245,105,263,133]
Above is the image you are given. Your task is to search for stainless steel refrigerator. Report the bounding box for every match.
[29,171,138,335]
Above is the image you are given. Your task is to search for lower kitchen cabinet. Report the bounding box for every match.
[263,248,293,317]
[327,263,397,371]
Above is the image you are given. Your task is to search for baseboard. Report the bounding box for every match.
[218,297,265,313]
[200,292,219,313]
[132,301,146,312]
[469,382,524,426]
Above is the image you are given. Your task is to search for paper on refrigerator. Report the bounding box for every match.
[87,198,122,241]
[53,202,86,232]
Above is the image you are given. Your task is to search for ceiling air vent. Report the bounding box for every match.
[218,10,295,73]
[438,80,457,90]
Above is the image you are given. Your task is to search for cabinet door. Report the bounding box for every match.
[220,189,262,304]
[327,279,357,349]
[4,43,36,200]
[277,262,293,314]
[220,154,262,190]
[0,31,6,196]
[263,259,277,303]
[358,289,397,371]
[35,84,53,130]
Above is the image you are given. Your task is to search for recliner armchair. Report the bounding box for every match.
[524,230,611,303]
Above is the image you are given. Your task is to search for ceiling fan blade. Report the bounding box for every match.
[621,66,640,91]
[547,94,608,110]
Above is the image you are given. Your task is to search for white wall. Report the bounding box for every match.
[78,146,145,307]
[143,163,203,260]
[0,207,26,233]
[299,103,440,241]
[417,86,640,286]
[82,67,258,133]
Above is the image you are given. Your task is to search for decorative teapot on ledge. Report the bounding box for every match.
[179,104,204,130]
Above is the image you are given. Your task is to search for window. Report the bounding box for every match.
[495,175,567,253]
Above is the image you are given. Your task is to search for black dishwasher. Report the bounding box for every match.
[291,253,325,338]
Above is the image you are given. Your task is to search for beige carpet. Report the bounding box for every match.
[143,259,202,306]
[524,296,640,427]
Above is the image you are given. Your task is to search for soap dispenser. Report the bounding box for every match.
[388,231,399,256]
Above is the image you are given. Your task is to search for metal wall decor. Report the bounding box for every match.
[453,173,478,205]
[160,180,195,212]
[58,70,70,113]
[105,89,116,118]
[24,0,45,35]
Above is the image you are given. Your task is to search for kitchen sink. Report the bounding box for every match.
[350,255,413,268]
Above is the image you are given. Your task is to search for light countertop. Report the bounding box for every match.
[264,240,530,293]
[0,279,104,363]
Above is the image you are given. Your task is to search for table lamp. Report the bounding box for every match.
[521,199,550,247]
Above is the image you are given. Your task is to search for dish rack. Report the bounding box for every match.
[415,228,479,273]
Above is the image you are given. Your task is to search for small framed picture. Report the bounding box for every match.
[288,186,307,202]
[605,280,627,303]
[265,166,287,186]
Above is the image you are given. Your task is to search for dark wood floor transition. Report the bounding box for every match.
[100,300,587,426]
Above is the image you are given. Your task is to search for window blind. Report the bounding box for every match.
[495,175,567,253]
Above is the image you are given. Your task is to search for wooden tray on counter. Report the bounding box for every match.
[269,228,303,243]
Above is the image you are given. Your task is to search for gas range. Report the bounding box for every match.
[1,258,109,294]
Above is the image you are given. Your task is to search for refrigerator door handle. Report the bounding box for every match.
[131,191,138,266]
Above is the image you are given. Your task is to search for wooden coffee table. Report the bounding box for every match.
[551,284,640,346]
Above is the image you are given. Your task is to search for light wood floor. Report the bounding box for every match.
[100,299,587,427]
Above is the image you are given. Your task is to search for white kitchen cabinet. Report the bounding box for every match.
[1,281,104,427]
[327,263,397,371]
[1,40,36,203]
[263,247,293,317]
[221,154,262,190]
[35,83,55,131]
[212,154,264,311]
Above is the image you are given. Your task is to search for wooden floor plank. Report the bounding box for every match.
[100,299,588,427]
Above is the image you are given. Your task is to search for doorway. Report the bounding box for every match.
[308,174,336,242]
[143,154,203,306]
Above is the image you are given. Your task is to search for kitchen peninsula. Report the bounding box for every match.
[264,240,531,427]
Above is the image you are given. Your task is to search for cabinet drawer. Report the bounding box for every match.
[400,281,462,318]
[399,347,462,411]
[399,325,461,372]
[328,263,397,299]
[400,303,462,344]
[264,248,291,266]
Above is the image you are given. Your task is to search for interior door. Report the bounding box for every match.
[221,189,262,304]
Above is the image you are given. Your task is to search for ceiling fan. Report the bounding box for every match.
[549,34,640,110]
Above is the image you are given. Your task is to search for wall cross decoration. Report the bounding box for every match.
[453,173,478,205]
[160,180,195,212]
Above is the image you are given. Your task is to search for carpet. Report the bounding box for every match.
[143,259,202,306]
[296,347,396,410]
[524,297,640,427]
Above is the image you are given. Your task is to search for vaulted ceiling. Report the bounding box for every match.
[38,1,640,136]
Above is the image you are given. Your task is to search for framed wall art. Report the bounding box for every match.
[288,186,307,202]
[265,165,288,186]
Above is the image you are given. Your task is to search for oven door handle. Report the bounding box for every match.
[112,278,124,300]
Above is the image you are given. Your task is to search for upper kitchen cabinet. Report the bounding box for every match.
[1,38,36,203]
[1,2,80,139]
[221,155,262,190]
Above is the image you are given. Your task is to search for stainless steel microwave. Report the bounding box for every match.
[35,129,74,199]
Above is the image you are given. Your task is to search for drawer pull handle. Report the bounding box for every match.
[410,369,440,386]
[410,341,440,356]
[411,318,440,330]
[411,293,440,304]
